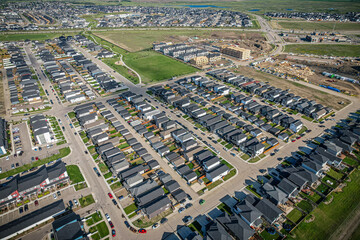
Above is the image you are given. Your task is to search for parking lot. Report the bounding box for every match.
[0,185,89,225]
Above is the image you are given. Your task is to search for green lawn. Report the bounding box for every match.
[300,191,322,204]
[124,203,138,215]
[223,169,237,181]
[86,212,103,226]
[285,44,360,57]
[260,229,282,240]
[297,200,313,213]
[95,221,109,238]
[207,179,223,190]
[103,57,139,84]
[66,165,85,184]
[287,208,304,224]
[275,21,360,31]
[123,50,198,84]
[316,183,331,195]
[87,33,197,84]
[327,168,344,180]
[322,176,338,188]
[79,194,95,208]
[98,163,109,173]
[110,181,122,191]
[220,160,234,169]
[342,157,359,167]
[0,147,71,180]
[291,169,360,240]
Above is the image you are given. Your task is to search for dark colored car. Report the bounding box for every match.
[130,227,137,233]
[124,221,130,228]
[24,204,29,211]
[112,230,116,237]
[160,218,168,224]
[109,221,114,228]
[19,207,23,214]
[35,200,39,206]
[112,199,117,205]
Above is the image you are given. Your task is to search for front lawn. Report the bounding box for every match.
[79,194,95,208]
[124,203,137,215]
[96,221,109,238]
[66,165,85,184]
[223,169,236,181]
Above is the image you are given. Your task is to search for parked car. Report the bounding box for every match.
[112,230,116,237]
[183,216,193,224]
[178,207,185,213]
[73,199,78,206]
[124,221,130,228]
[105,213,111,221]
[130,227,137,233]
[53,193,57,199]
[108,193,113,199]
[34,200,39,206]
[24,204,28,211]
[138,229,147,234]
[112,199,117,205]
[57,191,61,196]
[199,199,205,205]
[19,207,23,214]
[185,203,193,209]
[160,218,168,224]
[152,223,159,229]
[109,221,114,228]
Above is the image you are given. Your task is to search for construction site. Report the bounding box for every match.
[252,54,360,96]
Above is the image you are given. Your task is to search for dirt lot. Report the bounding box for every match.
[278,54,360,96]
[233,66,351,110]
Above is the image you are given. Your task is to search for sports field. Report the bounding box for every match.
[273,21,360,31]
[88,33,197,84]
[284,44,360,57]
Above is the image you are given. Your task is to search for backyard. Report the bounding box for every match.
[290,169,360,240]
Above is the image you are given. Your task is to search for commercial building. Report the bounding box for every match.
[221,46,251,60]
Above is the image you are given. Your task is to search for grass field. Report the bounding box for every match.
[297,200,313,213]
[290,169,360,240]
[124,50,198,84]
[284,44,360,57]
[273,21,360,31]
[88,32,197,84]
[102,57,139,84]
[79,194,95,208]
[0,32,81,42]
[121,0,360,14]
[94,29,261,52]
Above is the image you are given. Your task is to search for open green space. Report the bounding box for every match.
[79,194,95,208]
[291,169,360,240]
[102,57,139,84]
[284,44,360,57]
[66,165,85,184]
[0,32,81,42]
[93,221,109,238]
[274,21,360,31]
[0,147,71,180]
[260,229,282,240]
[94,30,261,52]
[86,33,197,84]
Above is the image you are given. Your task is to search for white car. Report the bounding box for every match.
[53,193,57,199]
[73,199,78,206]
[105,213,111,221]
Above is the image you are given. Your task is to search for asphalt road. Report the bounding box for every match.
[1,15,359,240]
